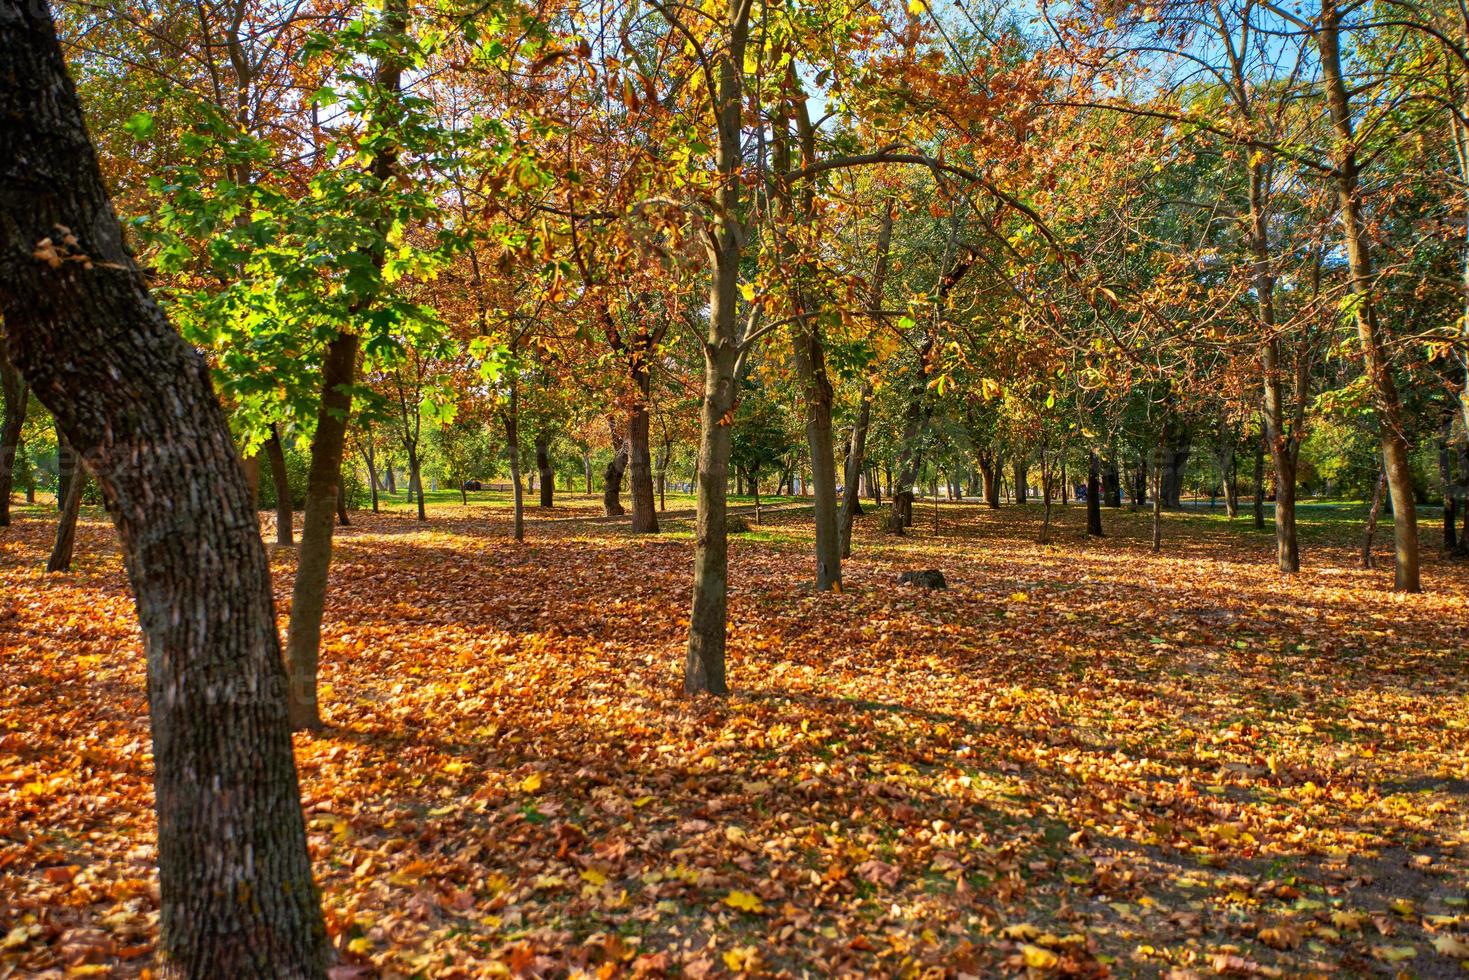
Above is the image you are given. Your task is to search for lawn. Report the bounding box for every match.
[2,500,1467,976]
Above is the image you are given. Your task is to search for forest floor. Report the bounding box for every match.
[2,498,1468,978]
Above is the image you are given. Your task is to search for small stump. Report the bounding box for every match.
[898,569,947,589]
[727,515,753,534]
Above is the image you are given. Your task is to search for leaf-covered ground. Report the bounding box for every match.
[3,498,1468,978]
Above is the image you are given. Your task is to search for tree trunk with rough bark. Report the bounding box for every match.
[628,396,658,532]
[0,5,328,969]
[1317,3,1419,591]
[1013,458,1028,506]
[684,0,749,694]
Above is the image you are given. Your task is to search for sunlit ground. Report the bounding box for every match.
[3,498,1467,976]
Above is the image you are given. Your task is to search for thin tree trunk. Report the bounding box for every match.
[1,346,28,527]
[361,436,379,513]
[407,444,425,521]
[584,449,592,496]
[0,6,328,968]
[1013,458,1028,506]
[656,439,670,511]
[1039,444,1054,544]
[503,386,523,542]
[335,478,349,527]
[55,417,73,511]
[1253,425,1266,529]
[1152,427,1165,553]
[47,443,84,572]
[1439,417,1458,551]
[384,461,397,495]
[1361,466,1387,569]
[536,431,553,508]
[266,424,293,546]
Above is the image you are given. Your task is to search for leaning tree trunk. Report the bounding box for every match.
[1318,4,1419,591]
[0,345,27,527]
[55,417,74,511]
[536,431,553,508]
[0,4,328,971]
[264,427,293,545]
[46,445,84,572]
[283,0,405,729]
[284,331,358,731]
[1086,448,1103,537]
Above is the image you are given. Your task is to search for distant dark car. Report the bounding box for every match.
[463,480,483,492]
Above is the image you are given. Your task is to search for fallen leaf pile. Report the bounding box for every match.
[2,501,1468,977]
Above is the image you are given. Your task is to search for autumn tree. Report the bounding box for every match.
[0,1,327,972]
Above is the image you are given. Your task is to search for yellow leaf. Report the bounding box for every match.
[1372,945,1417,962]
[1433,934,1469,958]
[520,772,543,793]
[1001,923,1040,940]
[580,868,608,887]
[722,945,758,971]
[907,0,925,13]
[632,795,655,808]
[722,890,764,913]
[1389,897,1415,917]
[347,936,372,955]
[1331,910,1367,931]
[1008,591,1029,603]
[1021,944,1059,969]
